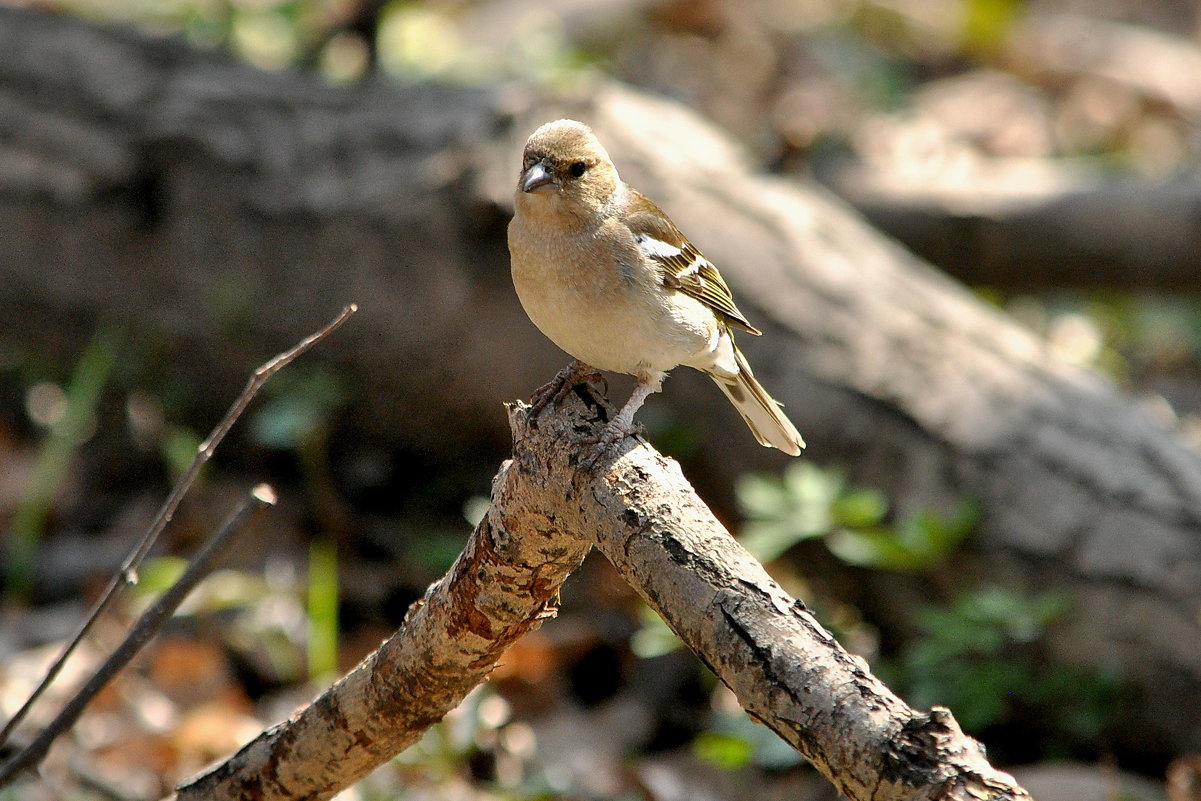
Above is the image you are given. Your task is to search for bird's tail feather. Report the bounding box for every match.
[709,347,804,455]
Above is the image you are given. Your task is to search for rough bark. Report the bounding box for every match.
[2,7,1200,758]
[174,382,1031,801]
[173,430,593,799]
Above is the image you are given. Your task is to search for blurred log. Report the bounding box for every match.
[2,7,1201,762]
[1010,14,1201,123]
[831,162,1201,292]
[827,13,1201,293]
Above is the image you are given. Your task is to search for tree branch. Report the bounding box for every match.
[171,407,595,798]
[174,381,1030,801]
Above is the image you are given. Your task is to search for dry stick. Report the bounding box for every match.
[526,391,1030,801]
[173,378,1031,801]
[172,453,593,799]
[0,485,277,785]
[0,305,357,748]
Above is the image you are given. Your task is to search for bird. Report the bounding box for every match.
[507,119,804,456]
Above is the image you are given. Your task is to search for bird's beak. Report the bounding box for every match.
[521,161,555,193]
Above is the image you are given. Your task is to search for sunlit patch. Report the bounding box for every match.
[25,382,66,427]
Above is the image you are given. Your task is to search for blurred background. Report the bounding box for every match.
[2,1,1200,799]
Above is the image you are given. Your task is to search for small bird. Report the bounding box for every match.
[508,119,804,456]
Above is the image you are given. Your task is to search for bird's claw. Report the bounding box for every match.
[577,420,640,470]
[527,361,603,422]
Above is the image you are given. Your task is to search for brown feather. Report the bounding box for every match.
[622,191,761,336]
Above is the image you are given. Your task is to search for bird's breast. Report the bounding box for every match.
[508,216,714,376]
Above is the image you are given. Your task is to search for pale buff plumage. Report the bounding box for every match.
[508,119,804,455]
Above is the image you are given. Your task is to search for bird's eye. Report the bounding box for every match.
[568,160,587,178]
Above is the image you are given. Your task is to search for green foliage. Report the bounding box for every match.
[132,556,310,685]
[630,604,683,659]
[886,586,1122,743]
[6,324,122,599]
[307,537,340,684]
[737,462,871,562]
[693,729,754,770]
[160,423,204,480]
[960,0,1024,54]
[693,707,805,771]
[60,0,600,85]
[826,502,978,571]
[1005,292,1201,385]
[736,462,1120,756]
[249,366,347,451]
[736,462,974,570]
[134,554,188,596]
[132,546,344,689]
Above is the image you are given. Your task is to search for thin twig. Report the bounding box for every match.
[0,305,357,748]
[0,485,277,785]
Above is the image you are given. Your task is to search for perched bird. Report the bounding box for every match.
[508,119,804,456]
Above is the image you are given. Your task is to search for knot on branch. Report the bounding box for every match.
[881,707,1029,800]
[884,707,968,782]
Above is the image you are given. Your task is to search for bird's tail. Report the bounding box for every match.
[708,346,805,455]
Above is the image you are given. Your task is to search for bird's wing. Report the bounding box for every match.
[622,191,761,336]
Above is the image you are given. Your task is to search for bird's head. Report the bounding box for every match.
[516,119,620,214]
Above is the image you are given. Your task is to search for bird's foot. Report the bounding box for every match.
[578,419,641,470]
[528,360,604,422]
[576,372,661,469]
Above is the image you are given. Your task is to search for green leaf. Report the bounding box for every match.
[161,424,203,479]
[826,526,927,571]
[250,367,346,450]
[889,586,1124,740]
[734,472,790,518]
[693,731,754,770]
[134,555,188,595]
[827,500,978,571]
[830,488,888,528]
[961,0,1023,54]
[910,500,979,555]
[736,463,842,562]
[307,538,340,684]
[739,519,824,564]
[8,323,122,598]
[631,605,683,658]
[696,708,806,771]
